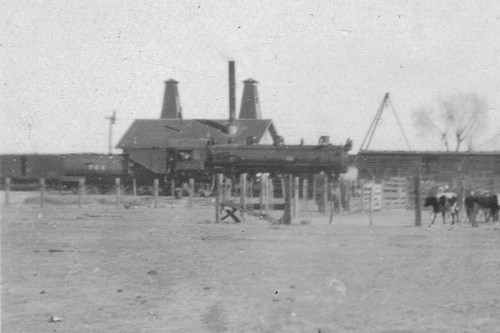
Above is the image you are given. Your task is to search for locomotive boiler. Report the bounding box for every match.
[207,142,349,176]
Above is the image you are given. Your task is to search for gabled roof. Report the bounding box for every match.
[117,119,278,149]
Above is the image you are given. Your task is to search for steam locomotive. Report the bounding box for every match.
[0,139,351,193]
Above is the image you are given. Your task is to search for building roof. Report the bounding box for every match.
[117,119,278,149]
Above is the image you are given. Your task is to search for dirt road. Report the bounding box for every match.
[2,197,500,332]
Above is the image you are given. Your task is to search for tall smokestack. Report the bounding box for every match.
[160,79,182,119]
[239,79,261,119]
[228,61,237,135]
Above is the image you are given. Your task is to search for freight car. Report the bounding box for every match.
[0,154,135,193]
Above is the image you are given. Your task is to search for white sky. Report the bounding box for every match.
[1,0,500,154]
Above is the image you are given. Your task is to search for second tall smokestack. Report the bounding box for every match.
[229,61,236,124]
[227,61,238,136]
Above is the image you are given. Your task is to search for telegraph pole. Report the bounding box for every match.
[106,111,117,155]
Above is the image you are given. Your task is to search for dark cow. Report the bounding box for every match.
[424,193,459,225]
[464,194,499,226]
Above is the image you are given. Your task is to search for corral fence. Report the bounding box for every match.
[3,173,499,226]
[1,176,209,209]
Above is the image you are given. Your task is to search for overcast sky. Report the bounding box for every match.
[1,0,500,154]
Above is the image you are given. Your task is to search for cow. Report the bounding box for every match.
[424,192,459,225]
[464,194,499,226]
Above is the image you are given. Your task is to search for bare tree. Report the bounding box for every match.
[411,93,489,151]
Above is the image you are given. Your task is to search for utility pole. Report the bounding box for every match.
[106,111,117,155]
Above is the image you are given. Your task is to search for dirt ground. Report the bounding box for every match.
[2,192,500,332]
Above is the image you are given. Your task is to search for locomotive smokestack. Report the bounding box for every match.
[228,61,237,135]
[239,78,261,119]
[160,79,182,119]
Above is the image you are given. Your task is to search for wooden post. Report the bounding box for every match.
[302,178,308,212]
[39,178,45,207]
[322,174,328,215]
[282,174,292,225]
[78,178,85,208]
[329,180,335,224]
[369,184,373,226]
[171,178,175,206]
[224,178,232,202]
[264,174,270,212]
[460,177,465,226]
[240,173,247,220]
[188,178,194,208]
[269,177,274,210]
[293,176,299,217]
[414,175,421,227]
[153,179,159,208]
[249,177,254,201]
[347,181,352,214]
[132,178,137,203]
[215,174,223,223]
[259,174,265,216]
[338,181,343,215]
[4,177,11,207]
[281,178,285,199]
[115,178,121,208]
[313,177,317,206]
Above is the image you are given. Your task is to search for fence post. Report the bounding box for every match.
[302,178,308,212]
[369,183,373,226]
[115,178,121,208]
[249,178,254,201]
[460,177,465,226]
[240,173,247,220]
[329,180,336,224]
[414,175,421,227]
[259,174,265,216]
[347,181,352,214]
[322,174,328,215]
[132,178,137,203]
[171,178,175,206]
[188,178,194,208]
[293,176,299,217]
[5,177,11,207]
[215,174,223,223]
[39,178,45,207]
[78,178,85,208]
[225,178,232,202]
[269,177,274,210]
[282,174,292,225]
[153,179,159,208]
[313,177,317,206]
[264,174,270,212]
[338,181,343,215]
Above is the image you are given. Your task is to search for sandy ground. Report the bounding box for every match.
[1,192,500,332]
